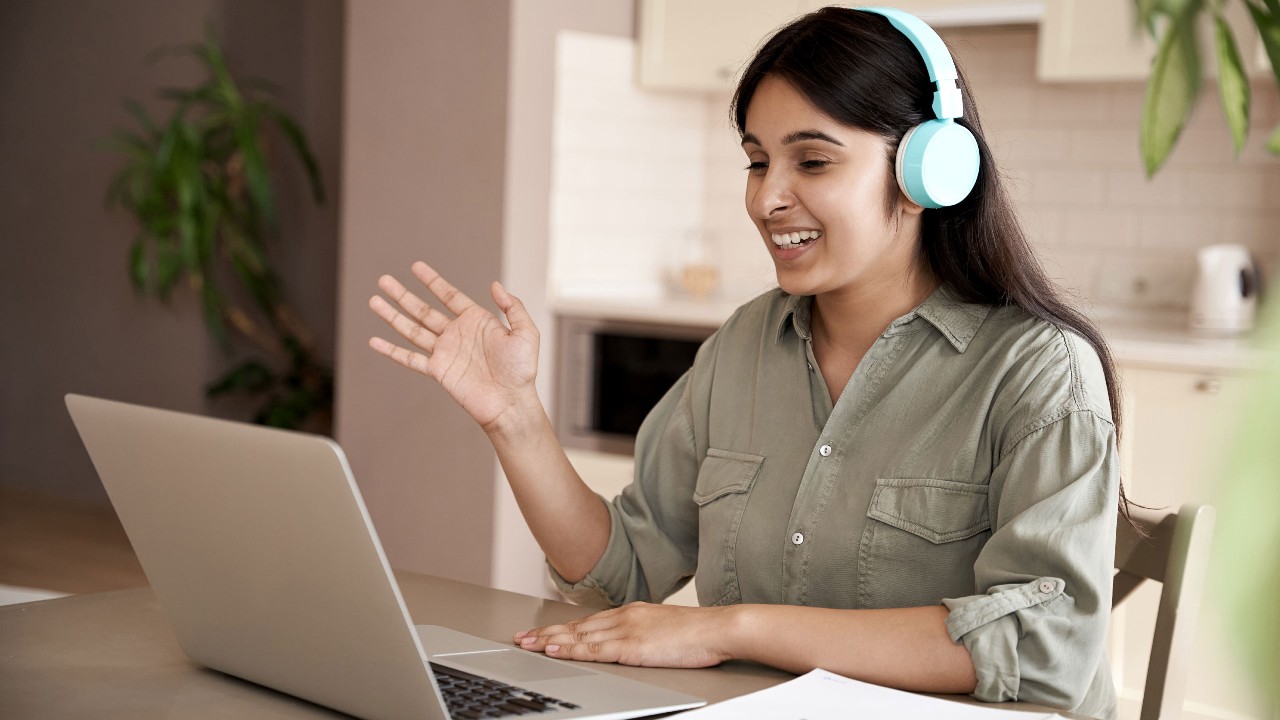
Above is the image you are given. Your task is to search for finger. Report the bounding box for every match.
[369,295,438,353]
[412,261,476,316]
[368,336,430,375]
[518,612,624,650]
[490,282,538,338]
[378,274,450,334]
[544,638,623,664]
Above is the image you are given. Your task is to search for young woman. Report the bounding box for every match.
[369,7,1122,718]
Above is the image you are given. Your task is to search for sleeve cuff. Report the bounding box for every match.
[546,494,633,609]
[942,577,1066,701]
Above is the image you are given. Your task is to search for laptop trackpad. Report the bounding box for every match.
[444,650,596,683]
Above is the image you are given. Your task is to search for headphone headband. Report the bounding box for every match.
[857,7,963,120]
[852,6,979,208]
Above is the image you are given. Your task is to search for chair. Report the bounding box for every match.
[1113,503,1216,720]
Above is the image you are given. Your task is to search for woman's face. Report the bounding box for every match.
[742,75,923,300]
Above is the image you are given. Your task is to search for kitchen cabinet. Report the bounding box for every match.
[1038,0,1270,82]
[637,0,1042,92]
[637,0,805,92]
[1111,363,1273,720]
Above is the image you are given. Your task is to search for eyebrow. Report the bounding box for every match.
[740,129,845,148]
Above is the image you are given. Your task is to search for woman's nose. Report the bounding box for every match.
[747,171,792,219]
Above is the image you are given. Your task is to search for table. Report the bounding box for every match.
[0,571,1089,718]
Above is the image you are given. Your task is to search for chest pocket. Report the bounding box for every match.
[857,478,990,609]
[692,448,764,607]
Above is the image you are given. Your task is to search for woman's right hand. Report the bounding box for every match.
[368,261,540,434]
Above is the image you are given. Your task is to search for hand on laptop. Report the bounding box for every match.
[368,261,541,433]
[513,602,736,669]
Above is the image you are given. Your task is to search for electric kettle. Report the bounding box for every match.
[1189,243,1262,334]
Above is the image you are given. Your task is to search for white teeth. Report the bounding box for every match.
[771,230,821,247]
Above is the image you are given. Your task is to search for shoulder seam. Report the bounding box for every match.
[1004,406,1114,459]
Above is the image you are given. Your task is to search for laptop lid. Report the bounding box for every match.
[66,393,446,720]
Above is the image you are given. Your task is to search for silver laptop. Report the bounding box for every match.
[65,394,705,720]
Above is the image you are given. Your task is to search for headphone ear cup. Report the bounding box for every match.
[894,119,980,209]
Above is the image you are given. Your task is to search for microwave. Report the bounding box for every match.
[555,316,716,455]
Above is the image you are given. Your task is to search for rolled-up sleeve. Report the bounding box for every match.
[943,408,1119,712]
[549,371,702,608]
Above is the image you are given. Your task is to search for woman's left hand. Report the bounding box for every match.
[513,602,737,668]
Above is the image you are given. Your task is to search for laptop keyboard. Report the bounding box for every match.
[430,662,582,718]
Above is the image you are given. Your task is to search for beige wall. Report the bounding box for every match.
[495,1,635,595]
[335,1,513,587]
[0,0,343,503]
[336,0,634,593]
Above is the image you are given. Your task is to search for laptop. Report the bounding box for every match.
[65,394,705,720]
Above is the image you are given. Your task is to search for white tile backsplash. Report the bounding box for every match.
[550,27,1280,312]
[550,31,707,299]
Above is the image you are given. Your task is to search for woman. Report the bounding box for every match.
[369,7,1122,718]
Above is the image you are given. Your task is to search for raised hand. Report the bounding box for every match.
[368,261,540,433]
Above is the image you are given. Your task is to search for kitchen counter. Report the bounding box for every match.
[552,293,1270,374]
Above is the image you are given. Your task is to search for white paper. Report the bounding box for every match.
[672,669,1069,720]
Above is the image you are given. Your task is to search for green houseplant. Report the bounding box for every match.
[1137,0,1280,174]
[104,27,332,430]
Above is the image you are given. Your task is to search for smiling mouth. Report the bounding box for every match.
[771,230,822,250]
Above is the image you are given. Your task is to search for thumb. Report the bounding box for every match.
[491,281,538,338]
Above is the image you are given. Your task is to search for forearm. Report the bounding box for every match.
[486,392,611,583]
[727,604,977,693]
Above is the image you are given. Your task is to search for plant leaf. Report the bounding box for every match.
[235,107,276,230]
[1269,123,1280,154]
[266,106,326,205]
[1246,1,1280,88]
[206,359,275,396]
[1135,0,1160,36]
[129,237,149,292]
[1213,13,1250,155]
[1142,19,1202,176]
[123,99,159,138]
[200,271,230,352]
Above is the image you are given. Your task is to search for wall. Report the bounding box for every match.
[336,0,637,597]
[335,0,512,587]
[700,24,1280,313]
[0,0,342,504]
[552,24,1280,315]
[496,1,636,596]
[549,32,708,301]
[948,25,1279,311]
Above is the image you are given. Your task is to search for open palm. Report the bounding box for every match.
[368,262,539,432]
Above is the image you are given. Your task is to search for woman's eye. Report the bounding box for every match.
[744,161,768,172]
[799,159,830,170]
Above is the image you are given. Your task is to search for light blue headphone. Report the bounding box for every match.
[859,7,979,208]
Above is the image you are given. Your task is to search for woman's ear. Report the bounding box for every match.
[898,191,925,216]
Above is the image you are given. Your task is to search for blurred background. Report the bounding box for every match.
[1,2,1276,718]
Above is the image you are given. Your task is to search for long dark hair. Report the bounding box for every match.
[731,7,1137,524]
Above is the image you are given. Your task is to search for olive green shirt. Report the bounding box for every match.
[552,286,1119,719]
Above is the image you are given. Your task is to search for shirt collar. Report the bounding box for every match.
[774,284,991,353]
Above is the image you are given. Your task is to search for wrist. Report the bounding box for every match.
[718,604,759,663]
[482,389,548,443]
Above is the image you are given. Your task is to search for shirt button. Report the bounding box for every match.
[819,444,832,457]
[1039,580,1055,593]
[792,532,804,545]
[807,362,814,372]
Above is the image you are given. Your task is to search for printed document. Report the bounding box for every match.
[673,668,1069,719]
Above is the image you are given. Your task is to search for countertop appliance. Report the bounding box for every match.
[555,315,715,455]
[1189,243,1261,335]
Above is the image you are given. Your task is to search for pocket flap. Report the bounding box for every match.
[866,478,990,544]
[692,448,764,505]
